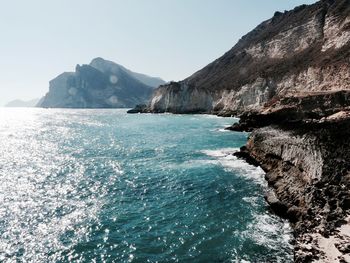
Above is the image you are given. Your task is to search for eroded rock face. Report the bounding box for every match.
[233,91,350,262]
[242,121,350,262]
[227,90,350,131]
[38,58,165,108]
[149,82,213,113]
[146,0,350,114]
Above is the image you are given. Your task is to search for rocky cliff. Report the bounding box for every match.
[140,0,350,115]
[38,58,165,108]
[231,91,350,262]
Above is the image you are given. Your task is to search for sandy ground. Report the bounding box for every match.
[314,216,350,263]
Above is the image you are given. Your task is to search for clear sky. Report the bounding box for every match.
[0,0,318,106]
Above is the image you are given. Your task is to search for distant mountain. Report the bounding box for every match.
[37,58,165,108]
[5,98,40,107]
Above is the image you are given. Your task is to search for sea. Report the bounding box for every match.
[0,108,293,262]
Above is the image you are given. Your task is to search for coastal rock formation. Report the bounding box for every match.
[149,82,214,113]
[226,90,350,131]
[139,0,350,115]
[232,91,350,262]
[38,58,165,108]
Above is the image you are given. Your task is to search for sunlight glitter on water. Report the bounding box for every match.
[0,108,293,262]
[0,109,120,261]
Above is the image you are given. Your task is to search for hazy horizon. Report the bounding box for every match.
[0,0,317,106]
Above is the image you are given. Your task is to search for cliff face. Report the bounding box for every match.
[246,124,350,262]
[231,91,350,262]
[243,123,350,262]
[38,58,165,108]
[149,82,214,113]
[147,0,350,115]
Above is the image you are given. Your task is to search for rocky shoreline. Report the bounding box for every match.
[126,0,350,260]
[230,91,350,262]
[129,90,350,262]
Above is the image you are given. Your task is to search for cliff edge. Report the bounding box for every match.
[231,91,350,262]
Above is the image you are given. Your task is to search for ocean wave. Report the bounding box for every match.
[201,147,293,261]
[212,127,231,133]
[201,148,266,185]
[201,148,240,157]
[247,213,294,262]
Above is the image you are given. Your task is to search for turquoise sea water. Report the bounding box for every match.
[0,108,293,262]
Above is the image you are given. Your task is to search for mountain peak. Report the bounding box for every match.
[90,57,105,63]
[89,57,166,88]
[38,58,166,108]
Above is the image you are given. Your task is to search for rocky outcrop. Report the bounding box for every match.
[126,104,148,114]
[226,90,350,131]
[241,124,350,262]
[142,0,350,115]
[149,82,214,113]
[38,58,165,108]
[233,92,350,262]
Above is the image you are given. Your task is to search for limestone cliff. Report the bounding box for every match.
[145,0,350,115]
[38,58,165,108]
[231,91,350,262]
[244,124,350,262]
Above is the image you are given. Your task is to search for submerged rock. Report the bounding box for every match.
[127,104,149,114]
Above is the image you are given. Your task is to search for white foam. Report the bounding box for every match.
[242,196,259,207]
[200,114,222,119]
[247,213,293,254]
[201,147,293,260]
[212,128,231,133]
[201,148,240,158]
[201,148,265,185]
